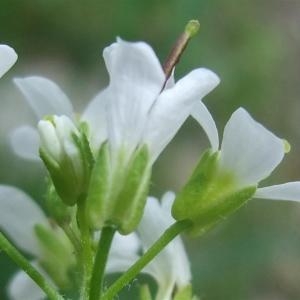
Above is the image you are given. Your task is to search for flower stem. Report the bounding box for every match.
[89,226,116,300]
[102,220,192,300]
[77,200,93,300]
[61,223,81,254]
[0,232,64,300]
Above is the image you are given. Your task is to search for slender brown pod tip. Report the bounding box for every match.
[163,20,200,80]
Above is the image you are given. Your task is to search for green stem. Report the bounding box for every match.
[0,232,64,300]
[102,220,192,300]
[77,200,93,300]
[89,226,116,300]
[61,223,81,254]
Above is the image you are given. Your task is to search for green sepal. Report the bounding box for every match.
[172,149,257,237]
[34,224,75,289]
[40,148,79,205]
[114,145,151,234]
[86,144,151,234]
[86,142,111,229]
[140,284,152,300]
[45,180,74,225]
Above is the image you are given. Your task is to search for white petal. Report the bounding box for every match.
[0,185,48,256]
[81,90,108,152]
[10,126,40,161]
[14,76,73,120]
[254,182,300,202]
[103,39,165,156]
[220,108,285,187]
[107,232,140,273]
[8,261,47,300]
[38,120,62,163]
[0,45,17,78]
[191,101,219,151]
[143,68,220,162]
[139,193,191,288]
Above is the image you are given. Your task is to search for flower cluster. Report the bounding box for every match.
[1,28,300,300]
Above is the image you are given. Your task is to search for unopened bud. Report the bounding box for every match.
[39,115,93,206]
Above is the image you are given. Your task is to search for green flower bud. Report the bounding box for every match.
[45,180,74,225]
[86,144,151,234]
[38,116,93,206]
[172,150,256,236]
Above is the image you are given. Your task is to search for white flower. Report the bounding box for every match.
[192,106,300,201]
[11,38,219,166]
[108,192,191,300]
[0,185,56,300]
[0,186,81,299]
[0,44,17,78]
[0,185,189,300]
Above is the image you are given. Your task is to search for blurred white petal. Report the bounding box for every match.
[10,126,40,161]
[14,76,73,119]
[8,261,48,300]
[220,108,285,187]
[138,193,191,294]
[107,233,140,273]
[143,68,220,161]
[0,45,17,78]
[0,185,49,256]
[255,182,300,201]
[192,101,219,151]
[81,90,108,152]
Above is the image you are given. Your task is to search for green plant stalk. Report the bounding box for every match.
[77,200,93,300]
[102,220,192,300]
[89,226,116,300]
[61,223,81,255]
[0,232,64,300]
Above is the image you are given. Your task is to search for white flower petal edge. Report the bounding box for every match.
[220,108,285,187]
[107,233,140,273]
[8,261,47,300]
[0,185,49,256]
[10,125,40,161]
[191,100,219,152]
[14,76,74,120]
[81,90,108,152]
[138,192,191,299]
[0,45,17,78]
[143,68,220,162]
[104,38,165,157]
[254,182,300,201]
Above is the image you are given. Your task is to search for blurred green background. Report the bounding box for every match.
[1,0,300,299]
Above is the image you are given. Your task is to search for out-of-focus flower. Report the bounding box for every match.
[109,192,191,300]
[173,107,300,235]
[0,44,17,78]
[0,185,74,300]
[0,185,189,300]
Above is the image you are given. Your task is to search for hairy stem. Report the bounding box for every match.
[89,226,116,300]
[102,220,192,300]
[77,200,93,300]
